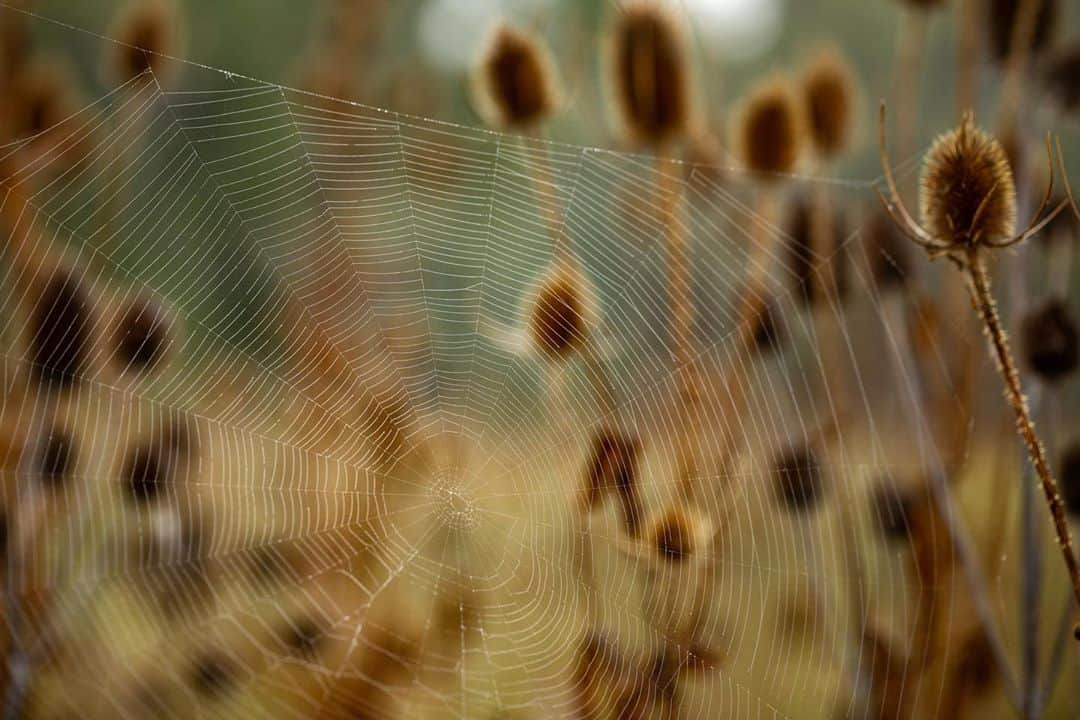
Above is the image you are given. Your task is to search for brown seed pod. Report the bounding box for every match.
[112,296,172,377]
[649,505,711,563]
[1044,42,1080,115]
[987,0,1057,64]
[30,270,90,391]
[802,47,857,158]
[6,61,77,142]
[1021,298,1078,382]
[772,444,825,512]
[582,429,643,535]
[471,25,560,129]
[528,268,592,360]
[607,2,694,146]
[108,0,181,85]
[919,112,1016,250]
[732,75,804,182]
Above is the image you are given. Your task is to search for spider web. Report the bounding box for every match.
[0,5,1050,720]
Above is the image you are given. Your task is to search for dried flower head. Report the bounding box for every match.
[471,25,560,129]
[582,429,643,534]
[1021,298,1078,383]
[608,2,693,146]
[108,0,181,85]
[31,270,90,391]
[112,296,172,377]
[919,112,1016,250]
[7,61,77,142]
[528,268,592,360]
[649,505,711,563]
[1044,42,1080,115]
[802,47,857,158]
[733,76,804,181]
[772,444,825,512]
[988,0,1058,63]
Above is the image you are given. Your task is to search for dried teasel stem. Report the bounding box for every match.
[996,0,1049,134]
[955,0,981,119]
[964,250,1080,630]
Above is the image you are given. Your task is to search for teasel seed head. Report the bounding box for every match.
[649,505,711,563]
[919,112,1016,249]
[528,267,593,360]
[607,1,694,146]
[471,24,560,129]
[582,429,643,535]
[108,0,181,85]
[30,270,90,392]
[1044,42,1080,115]
[6,60,77,141]
[1060,442,1080,517]
[802,47,857,159]
[732,75,804,182]
[987,0,1058,64]
[1021,298,1078,383]
[772,444,825,512]
[112,296,172,377]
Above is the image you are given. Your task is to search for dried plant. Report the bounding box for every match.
[470,24,561,129]
[878,105,1080,635]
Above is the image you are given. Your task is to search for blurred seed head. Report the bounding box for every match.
[919,112,1016,249]
[471,24,560,129]
[529,268,592,360]
[112,296,172,377]
[583,429,643,535]
[188,651,235,698]
[608,2,694,146]
[649,505,711,563]
[1021,298,1078,383]
[732,75,804,182]
[744,293,784,355]
[108,0,181,85]
[5,60,77,142]
[987,0,1057,64]
[802,47,856,158]
[30,270,90,392]
[1044,42,1080,115]
[772,444,825,512]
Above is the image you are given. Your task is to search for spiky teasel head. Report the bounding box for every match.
[987,0,1058,64]
[919,112,1016,250]
[528,267,594,360]
[1021,298,1078,383]
[648,504,712,563]
[110,294,175,378]
[607,1,695,147]
[107,0,182,85]
[732,75,804,183]
[802,47,857,159]
[470,24,561,130]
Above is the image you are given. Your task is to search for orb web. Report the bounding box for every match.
[0,5,1058,720]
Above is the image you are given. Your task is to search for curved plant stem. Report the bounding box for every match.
[964,250,1080,632]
